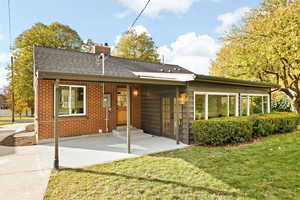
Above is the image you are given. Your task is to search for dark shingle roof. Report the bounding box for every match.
[34,46,193,78]
[34,46,278,88]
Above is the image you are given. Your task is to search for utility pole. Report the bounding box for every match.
[8,0,15,123]
[10,57,15,123]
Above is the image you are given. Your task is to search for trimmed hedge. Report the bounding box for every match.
[192,112,300,145]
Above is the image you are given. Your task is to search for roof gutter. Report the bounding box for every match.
[195,75,279,88]
[37,71,187,86]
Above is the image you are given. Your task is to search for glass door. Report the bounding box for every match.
[117,87,127,125]
[162,97,174,137]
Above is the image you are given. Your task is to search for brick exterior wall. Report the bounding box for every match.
[36,79,141,140]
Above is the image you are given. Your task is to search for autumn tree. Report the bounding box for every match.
[113,29,160,63]
[210,0,300,112]
[81,39,96,53]
[11,22,82,114]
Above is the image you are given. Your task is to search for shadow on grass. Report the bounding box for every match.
[150,132,300,200]
[61,168,239,197]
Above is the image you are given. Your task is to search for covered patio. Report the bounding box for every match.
[38,132,188,169]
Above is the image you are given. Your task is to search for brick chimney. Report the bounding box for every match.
[92,43,111,55]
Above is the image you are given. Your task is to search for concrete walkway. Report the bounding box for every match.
[0,123,33,142]
[0,133,188,200]
[0,145,51,200]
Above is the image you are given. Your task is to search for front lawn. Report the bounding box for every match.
[0,116,34,120]
[45,132,300,200]
[0,121,13,126]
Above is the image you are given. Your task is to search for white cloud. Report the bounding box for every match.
[0,66,8,89]
[116,0,219,17]
[131,25,150,35]
[0,34,4,41]
[158,32,220,75]
[115,25,150,45]
[0,52,10,88]
[216,7,250,34]
[0,52,10,65]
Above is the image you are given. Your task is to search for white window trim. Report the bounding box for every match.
[55,84,87,117]
[194,92,239,120]
[240,93,270,115]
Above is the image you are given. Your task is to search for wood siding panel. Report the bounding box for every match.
[141,86,162,135]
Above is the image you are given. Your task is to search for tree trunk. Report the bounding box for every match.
[31,106,34,117]
[291,98,300,114]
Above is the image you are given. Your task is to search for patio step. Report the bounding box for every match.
[112,126,145,138]
[115,125,133,131]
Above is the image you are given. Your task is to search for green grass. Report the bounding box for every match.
[44,132,300,200]
[0,116,34,120]
[0,121,13,126]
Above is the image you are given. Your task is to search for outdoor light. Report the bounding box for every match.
[133,89,139,96]
[179,93,188,104]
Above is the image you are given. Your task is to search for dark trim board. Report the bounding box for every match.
[38,71,187,86]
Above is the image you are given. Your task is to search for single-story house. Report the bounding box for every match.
[33,45,278,144]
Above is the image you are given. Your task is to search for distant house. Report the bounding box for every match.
[0,94,9,110]
[33,45,278,144]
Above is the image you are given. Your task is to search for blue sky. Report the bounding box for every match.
[0,0,262,88]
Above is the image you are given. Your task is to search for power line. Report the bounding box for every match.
[129,0,151,30]
[8,0,12,50]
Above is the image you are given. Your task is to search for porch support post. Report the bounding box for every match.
[205,94,209,120]
[127,84,131,153]
[175,87,180,145]
[54,79,60,170]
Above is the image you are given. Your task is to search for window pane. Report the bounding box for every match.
[208,95,228,118]
[241,96,248,116]
[58,86,69,115]
[250,96,263,114]
[195,95,205,120]
[263,96,268,113]
[71,87,84,114]
[229,96,236,116]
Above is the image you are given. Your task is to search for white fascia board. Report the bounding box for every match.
[133,72,196,82]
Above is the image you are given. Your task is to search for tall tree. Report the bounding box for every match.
[113,30,160,63]
[81,39,96,53]
[210,0,300,112]
[11,22,82,114]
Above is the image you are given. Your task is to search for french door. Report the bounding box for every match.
[162,97,174,138]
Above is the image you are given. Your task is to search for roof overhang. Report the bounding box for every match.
[37,71,187,86]
[132,72,196,82]
[195,74,279,88]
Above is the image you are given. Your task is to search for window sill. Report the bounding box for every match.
[58,115,87,118]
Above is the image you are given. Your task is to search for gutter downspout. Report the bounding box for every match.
[54,79,60,170]
[101,53,109,133]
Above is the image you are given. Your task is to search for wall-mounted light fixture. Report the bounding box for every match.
[179,93,188,104]
[133,89,139,96]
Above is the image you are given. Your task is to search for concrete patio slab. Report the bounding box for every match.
[0,133,188,200]
[38,133,188,169]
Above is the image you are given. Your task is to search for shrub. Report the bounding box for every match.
[192,117,253,145]
[192,112,300,145]
[272,96,292,112]
[250,113,299,138]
